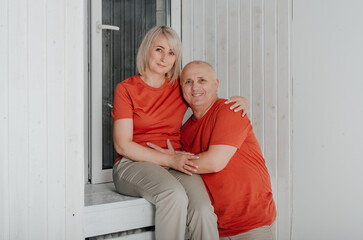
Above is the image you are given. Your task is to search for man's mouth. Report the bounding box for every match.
[192,93,203,97]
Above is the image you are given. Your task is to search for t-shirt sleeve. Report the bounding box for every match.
[209,104,252,149]
[111,83,133,121]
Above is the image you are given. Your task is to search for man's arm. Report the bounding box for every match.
[192,145,237,174]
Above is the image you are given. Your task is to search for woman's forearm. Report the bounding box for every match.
[114,140,172,166]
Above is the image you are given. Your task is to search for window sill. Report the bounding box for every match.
[84,183,155,238]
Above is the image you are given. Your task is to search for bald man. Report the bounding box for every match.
[179,61,276,240]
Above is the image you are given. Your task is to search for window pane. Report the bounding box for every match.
[102,0,170,169]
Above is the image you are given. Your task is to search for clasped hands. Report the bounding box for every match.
[146,139,199,176]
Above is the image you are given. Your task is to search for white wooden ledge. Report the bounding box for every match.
[84,183,155,238]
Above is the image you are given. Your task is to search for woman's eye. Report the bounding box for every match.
[169,51,175,56]
[156,48,162,52]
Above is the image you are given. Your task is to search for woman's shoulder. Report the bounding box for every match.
[115,75,141,91]
[119,75,140,85]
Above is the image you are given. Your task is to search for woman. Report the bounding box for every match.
[112,26,247,240]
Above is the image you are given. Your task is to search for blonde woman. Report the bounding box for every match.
[112,26,247,240]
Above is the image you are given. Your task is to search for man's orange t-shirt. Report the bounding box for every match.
[181,99,276,237]
[112,75,188,162]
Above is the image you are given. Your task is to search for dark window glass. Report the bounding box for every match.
[102,0,170,169]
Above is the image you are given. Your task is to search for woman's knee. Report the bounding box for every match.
[187,198,216,224]
[157,185,189,208]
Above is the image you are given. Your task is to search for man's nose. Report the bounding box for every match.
[191,82,197,90]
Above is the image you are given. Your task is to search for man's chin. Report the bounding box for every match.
[189,101,204,108]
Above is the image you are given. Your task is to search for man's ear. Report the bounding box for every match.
[216,78,220,89]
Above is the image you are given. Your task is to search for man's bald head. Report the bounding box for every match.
[181,61,217,82]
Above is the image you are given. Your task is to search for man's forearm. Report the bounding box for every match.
[191,145,237,174]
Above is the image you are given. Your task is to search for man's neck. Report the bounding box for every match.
[192,98,219,120]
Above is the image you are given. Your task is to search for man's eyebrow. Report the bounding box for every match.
[183,77,193,81]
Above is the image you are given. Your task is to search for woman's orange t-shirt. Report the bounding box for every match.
[112,75,188,162]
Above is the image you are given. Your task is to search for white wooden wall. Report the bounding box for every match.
[292,1,363,239]
[181,0,292,239]
[0,0,85,239]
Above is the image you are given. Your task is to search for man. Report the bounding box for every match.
[179,61,276,239]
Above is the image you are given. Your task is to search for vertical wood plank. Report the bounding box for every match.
[47,0,66,238]
[263,0,278,184]
[205,0,216,68]
[240,0,253,116]
[251,0,264,150]
[0,0,9,238]
[8,0,29,238]
[277,0,292,239]
[28,0,47,239]
[192,0,205,60]
[228,0,240,97]
[84,0,90,184]
[216,0,228,98]
[263,0,278,238]
[65,0,85,238]
[181,0,193,65]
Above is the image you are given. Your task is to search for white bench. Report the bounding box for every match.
[84,183,155,239]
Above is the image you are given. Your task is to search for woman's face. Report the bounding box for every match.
[145,34,176,77]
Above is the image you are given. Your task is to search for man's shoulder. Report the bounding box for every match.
[212,99,251,127]
[212,99,239,117]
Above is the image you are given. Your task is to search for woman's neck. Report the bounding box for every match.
[140,71,166,88]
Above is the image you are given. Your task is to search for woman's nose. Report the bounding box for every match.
[160,52,165,62]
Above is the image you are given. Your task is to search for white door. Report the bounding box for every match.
[89,0,177,183]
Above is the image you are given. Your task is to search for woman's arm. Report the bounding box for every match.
[113,119,198,175]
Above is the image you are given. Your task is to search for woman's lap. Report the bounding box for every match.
[113,157,187,202]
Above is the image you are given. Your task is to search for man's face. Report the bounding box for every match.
[181,63,219,108]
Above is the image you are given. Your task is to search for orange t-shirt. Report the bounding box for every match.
[112,75,188,162]
[181,99,276,237]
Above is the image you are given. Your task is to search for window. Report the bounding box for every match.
[89,0,171,183]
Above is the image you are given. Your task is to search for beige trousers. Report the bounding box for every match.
[113,157,219,240]
[219,222,276,240]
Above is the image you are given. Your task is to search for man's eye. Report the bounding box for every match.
[200,79,206,82]
[185,81,191,84]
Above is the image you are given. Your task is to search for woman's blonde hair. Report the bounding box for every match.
[136,26,182,83]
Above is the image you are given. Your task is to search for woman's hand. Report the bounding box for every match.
[147,139,199,175]
[225,96,249,117]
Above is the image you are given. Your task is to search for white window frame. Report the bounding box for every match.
[89,0,181,184]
